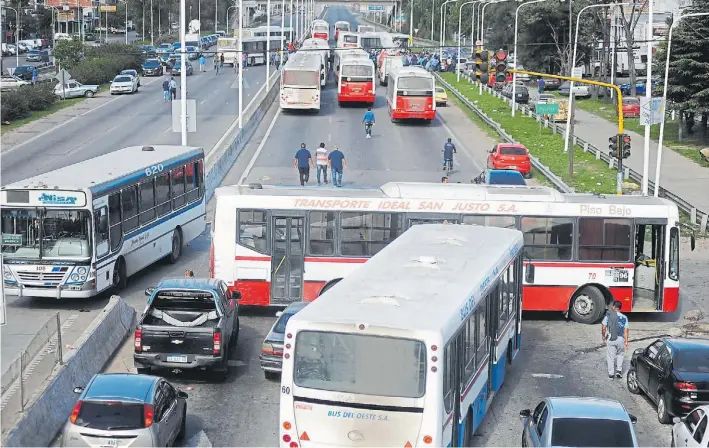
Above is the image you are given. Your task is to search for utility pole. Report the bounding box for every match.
[568,94,576,180]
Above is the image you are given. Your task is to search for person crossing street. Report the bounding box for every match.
[602,301,630,379]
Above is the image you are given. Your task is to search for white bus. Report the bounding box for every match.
[334,20,350,40]
[249,25,295,38]
[336,31,360,51]
[311,19,329,41]
[279,224,526,447]
[211,182,686,323]
[300,38,330,87]
[217,37,238,66]
[379,53,404,85]
[280,52,322,111]
[357,24,375,33]
[334,48,369,78]
[2,145,206,299]
[386,65,436,121]
[242,36,287,65]
[359,31,393,51]
[338,54,376,105]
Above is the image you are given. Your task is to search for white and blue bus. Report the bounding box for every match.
[279,223,529,447]
[1,145,206,299]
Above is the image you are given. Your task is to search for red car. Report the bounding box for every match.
[622,97,641,118]
[487,143,532,178]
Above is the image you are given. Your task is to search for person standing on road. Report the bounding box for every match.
[199,54,206,72]
[294,143,314,186]
[169,77,177,100]
[32,66,38,85]
[328,145,346,187]
[242,52,248,69]
[537,77,545,94]
[315,142,329,185]
[162,77,171,102]
[602,301,629,379]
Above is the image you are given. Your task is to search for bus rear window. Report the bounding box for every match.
[398,77,432,92]
[343,35,358,43]
[294,331,426,398]
[283,70,319,87]
[342,65,372,77]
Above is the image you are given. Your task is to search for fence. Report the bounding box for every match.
[1,313,63,413]
[439,72,709,234]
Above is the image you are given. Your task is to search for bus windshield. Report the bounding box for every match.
[294,330,426,398]
[1,208,92,259]
[283,70,319,87]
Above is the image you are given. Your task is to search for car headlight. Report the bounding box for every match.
[70,273,79,281]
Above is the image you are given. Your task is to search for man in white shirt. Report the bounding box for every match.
[315,142,329,185]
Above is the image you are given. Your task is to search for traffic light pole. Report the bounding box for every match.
[510,69,626,194]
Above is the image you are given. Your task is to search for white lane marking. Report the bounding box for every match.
[438,113,483,172]
[2,78,161,155]
[186,430,213,447]
[328,115,333,124]
[532,373,564,379]
[238,107,282,185]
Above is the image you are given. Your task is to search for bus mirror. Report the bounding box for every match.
[525,264,535,284]
[145,287,155,296]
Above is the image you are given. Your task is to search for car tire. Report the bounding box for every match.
[85,90,95,98]
[521,429,528,447]
[568,286,605,324]
[264,371,279,380]
[658,394,671,424]
[212,358,229,382]
[177,405,187,441]
[626,368,641,394]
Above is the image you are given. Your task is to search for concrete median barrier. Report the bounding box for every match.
[2,296,135,448]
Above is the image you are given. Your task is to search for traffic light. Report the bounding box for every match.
[621,133,631,158]
[494,50,508,83]
[474,49,489,84]
[609,134,619,158]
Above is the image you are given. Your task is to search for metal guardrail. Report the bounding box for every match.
[441,72,709,233]
[435,74,575,194]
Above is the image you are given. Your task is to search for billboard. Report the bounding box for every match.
[57,10,77,20]
[46,0,94,8]
[99,5,117,12]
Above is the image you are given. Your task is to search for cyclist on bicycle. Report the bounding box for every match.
[443,138,457,171]
[362,107,375,139]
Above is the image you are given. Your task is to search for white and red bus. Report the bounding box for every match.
[300,38,330,87]
[280,52,321,111]
[211,182,688,324]
[337,55,376,105]
[333,20,350,40]
[334,48,367,78]
[311,19,329,41]
[335,31,360,50]
[386,65,436,121]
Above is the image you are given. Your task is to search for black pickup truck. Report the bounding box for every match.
[134,278,240,381]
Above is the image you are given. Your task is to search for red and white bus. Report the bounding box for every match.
[300,38,330,87]
[386,65,436,121]
[311,19,329,41]
[279,52,321,111]
[336,31,360,50]
[333,20,350,40]
[337,55,375,105]
[211,182,688,324]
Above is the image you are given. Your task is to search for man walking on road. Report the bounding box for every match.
[315,142,329,185]
[199,54,206,72]
[294,143,314,186]
[162,77,171,102]
[169,77,177,100]
[602,301,629,379]
[328,145,346,187]
[537,77,545,94]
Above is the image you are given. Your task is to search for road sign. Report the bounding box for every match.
[99,4,116,12]
[571,67,584,78]
[368,4,384,11]
[54,69,71,85]
[414,28,419,34]
[359,5,367,12]
[172,99,197,133]
[640,97,664,126]
[535,103,559,115]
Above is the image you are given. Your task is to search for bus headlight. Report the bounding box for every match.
[3,266,15,280]
[70,273,80,282]
[77,267,88,275]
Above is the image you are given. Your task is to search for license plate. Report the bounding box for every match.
[101,439,119,447]
[508,166,518,169]
[517,94,523,97]
[167,355,188,363]
[353,88,361,92]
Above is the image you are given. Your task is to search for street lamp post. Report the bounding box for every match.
[511,0,550,117]
[280,0,284,66]
[654,11,709,197]
[408,0,413,40]
[180,0,187,145]
[266,0,271,82]
[239,0,243,129]
[480,0,509,47]
[215,0,218,32]
[439,0,455,61]
[457,0,484,82]
[641,0,653,194]
[150,0,153,46]
[226,5,236,34]
[2,6,19,68]
[289,0,293,42]
[430,0,435,41]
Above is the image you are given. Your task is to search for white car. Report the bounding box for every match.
[672,406,709,447]
[558,81,591,98]
[120,69,141,87]
[110,74,138,94]
[0,75,30,91]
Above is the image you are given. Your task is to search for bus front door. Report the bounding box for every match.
[271,216,304,304]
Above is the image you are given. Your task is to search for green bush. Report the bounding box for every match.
[23,83,57,111]
[1,89,30,122]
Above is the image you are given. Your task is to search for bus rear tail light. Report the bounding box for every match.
[283,421,292,430]
[213,329,222,355]
[209,244,215,278]
[423,435,433,444]
[69,400,83,424]
[134,328,142,352]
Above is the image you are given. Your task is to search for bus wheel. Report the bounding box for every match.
[569,286,605,324]
[112,259,127,291]
[170,228,183,264]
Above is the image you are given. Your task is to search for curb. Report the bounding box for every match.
[3,296,135,447]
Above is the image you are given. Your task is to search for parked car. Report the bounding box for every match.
[558,81,590,98]
[502,83,529,104]
[671,405,709,447]
[520,397,639,447]
[260,301,309,380]
[542,77,561,90]
[172,60,194,76]
[627,338,709,423]
[120,69,141,86]
[139,44,156,55]
[134,278,241,381]
[54,80,99,99]
[13,64,54,81]
[156,42,173,54]
[141,59,164,76]
[487,143,532,178]
[619,78,661,96]
[435,86,447,106]
[110,74,138,94]
[61,373,187,447]
[0,75,31,91]
[186,46,200,60]
[622,97,641,118]
[473,169,527,185]
[26,49,49,62]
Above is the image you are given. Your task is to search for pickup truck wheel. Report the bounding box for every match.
[85,90,95,98]
[176,406,187,441]
[232,318,240,345]
[136,367,151,375]
[212,363,228,382]
[264,371,279,380]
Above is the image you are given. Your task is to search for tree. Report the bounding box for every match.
[53,39,85,69]
[616,1,649,96]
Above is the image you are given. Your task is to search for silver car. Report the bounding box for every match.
[520,397,639,447]
[260,301,309,380]
[61,373,188,447]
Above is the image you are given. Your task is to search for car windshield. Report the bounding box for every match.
[294,331,426,398]
[551,418,634,447]
[75,401,146,430]
[14,66,31,75]
[500,146,527,155]
[28,50,40,54]
[676,350,709,372]
[1,208,92,259]
[114,76,132,83]
[144,60,160,67]
[436,87,445,93]
[121,71,136,76]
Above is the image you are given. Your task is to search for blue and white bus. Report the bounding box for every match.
[279,223,529,447]
[1,145,206,299]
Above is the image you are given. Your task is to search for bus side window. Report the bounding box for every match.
[171,166,186,209]
[94,206,109,257]
[155,172,171,217]
[121,186,139,232]
[186,161,201,203]
[108,192,123,251]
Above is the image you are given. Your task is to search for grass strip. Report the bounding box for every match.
[440,73,638,195]
[553,93,709,168]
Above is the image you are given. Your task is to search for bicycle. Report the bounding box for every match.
[444,158,453,177]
